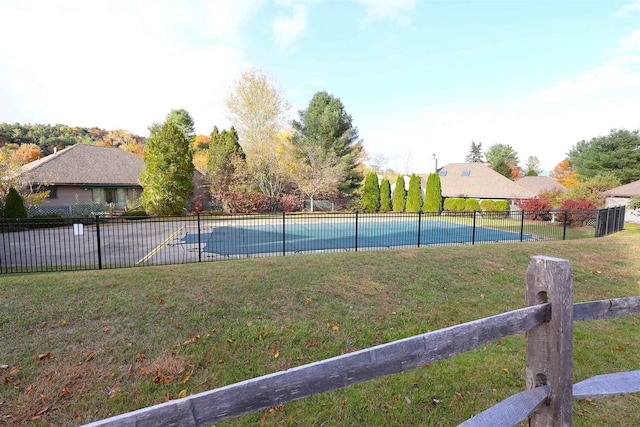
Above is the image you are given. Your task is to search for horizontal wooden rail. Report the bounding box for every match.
[83,304,550,427]
[458,385,551,427]
[573,296,640,321]
[460,370,640,426]
[573,370,640,400]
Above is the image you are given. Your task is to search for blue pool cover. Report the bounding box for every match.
[180,220,531,256]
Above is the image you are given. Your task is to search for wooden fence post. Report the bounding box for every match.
[525,256,573,426]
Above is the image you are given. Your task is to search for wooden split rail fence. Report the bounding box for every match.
[84,256,640,427]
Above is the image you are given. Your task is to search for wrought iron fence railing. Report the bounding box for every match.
[0,206,625,274]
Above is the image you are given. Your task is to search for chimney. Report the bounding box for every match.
[429,154,438,174]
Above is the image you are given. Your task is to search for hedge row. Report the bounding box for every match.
[443,198,509,212]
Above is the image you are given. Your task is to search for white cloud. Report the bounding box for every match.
[270,4,309,51]
[615,0,640,16]
[0,1,258,135]
[357,0,416,24]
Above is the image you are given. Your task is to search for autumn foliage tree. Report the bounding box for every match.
[12,143,42,165]
[550,159,578,188]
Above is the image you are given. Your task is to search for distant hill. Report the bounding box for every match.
[0,122,145,155]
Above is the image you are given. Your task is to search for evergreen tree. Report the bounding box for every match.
[292,91,364,195]
[166,109,196,144]
[362,172,380,213]
[423,173,443,213]
[406,174,423,213]
[207,126,246,202]
[493,158,514,180]
[140,118,195,215]
[465,140,483,162]
[392,175,406,212]
[4,187,27,218]
[379,178,392,212]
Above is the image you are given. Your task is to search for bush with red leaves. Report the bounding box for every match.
[519,197,552,220]
[559,198,598,227]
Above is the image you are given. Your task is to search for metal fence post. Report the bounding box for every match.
[562,211,568,240]
[520,210,525,242]
[282,211,286,257]
[526,256,574,426]
[95,215,102,270]
[355,211,359,252]
[197,213,202,262]
[417,211,422,248]
[472,211,476,245]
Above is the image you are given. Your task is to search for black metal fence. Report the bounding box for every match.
[0,207,624,274]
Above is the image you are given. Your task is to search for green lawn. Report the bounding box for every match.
[1,225,639,426]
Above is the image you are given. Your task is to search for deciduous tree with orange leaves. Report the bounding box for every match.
[550,159,578,188]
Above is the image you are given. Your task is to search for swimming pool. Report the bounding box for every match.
[180,218,531,256]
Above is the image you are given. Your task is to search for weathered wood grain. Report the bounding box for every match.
[82,304,549,427]
[574,296,640,321]
[525,256,573,427]
[573,370,640,400]
[457,384,550,427]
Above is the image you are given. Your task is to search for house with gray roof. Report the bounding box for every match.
[604,180,640,223]
[436,163,536,201]
[18,144,209,212]
[516,176,567,195]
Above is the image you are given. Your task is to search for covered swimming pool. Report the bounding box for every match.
[180,218,533,256]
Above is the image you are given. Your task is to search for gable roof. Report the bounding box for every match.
[604,179,640,198]
[437,163,536,199]
[516,176,567,195]
[19,144,144,186]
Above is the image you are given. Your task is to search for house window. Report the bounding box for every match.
[461,170,471,176]
[104,188,117,204]
[439,170,447,176]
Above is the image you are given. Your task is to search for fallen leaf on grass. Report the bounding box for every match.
[182,335,200,346]
[618,345,625,351]
[85,352,95,363]
[502,368,510,374]
[63,386,70,394]
[179,373,191,384]
[102,326,110,334]
[246,321,253,327]
[178,389,187,398]
[108,383,121,398]
[308,341,318,347]
[37,352,51,361]
[10,367,19,375]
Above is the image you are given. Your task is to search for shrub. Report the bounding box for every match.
[122,210,149,218]
[480,199,496,212]
[495,200,510,214]
[379,178,392,212]
[464,198,479,212]
[443,198,466,212]
[406,174,423,213]
[362,172,381,213]
[278,194,304,212]
[224,191,271,214]
[392,176,406,212]
[519,196,552,220]
[4,187,27,219]
[629,196,640,211]
[560,198,598,227]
